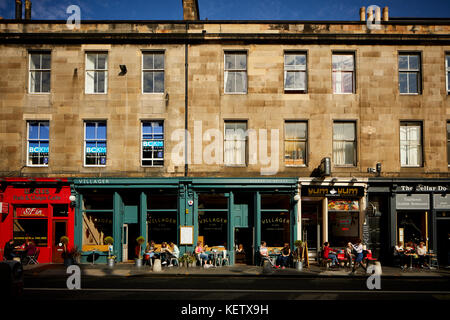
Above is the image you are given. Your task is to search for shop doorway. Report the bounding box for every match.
[123,223,140,262]
[436,219,450,267]
[397,211,427,245]
[301,201,322,258]
[234,227,254,265]
[52,220,67,263]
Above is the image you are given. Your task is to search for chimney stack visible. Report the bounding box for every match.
[359,7,366,21]
[24,0,31,20]
[182,0,200,21]
[15,0,22,20]
[382,7,389,21]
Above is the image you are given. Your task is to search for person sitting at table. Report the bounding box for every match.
[416,242,429,269]
[159,242,171,266]
[323,242,339,267]
[23,239,37,264]
[405,241,416,253]
[144,241,156,265]
[3,239,17,261]
[276,243,291,269]
[194,241,209,266]
[394,241,407,269]
[258,241,273,266]
[168,242,180,267]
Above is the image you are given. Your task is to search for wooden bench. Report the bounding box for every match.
[81,245,110,263]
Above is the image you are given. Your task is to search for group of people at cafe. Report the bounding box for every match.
[142,241,180,267]
[3,238,38,264]
[394,240,430,269]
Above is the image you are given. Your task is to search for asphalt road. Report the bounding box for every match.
[21,274,450,301]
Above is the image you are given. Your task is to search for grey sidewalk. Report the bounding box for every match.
[23,262,450,279]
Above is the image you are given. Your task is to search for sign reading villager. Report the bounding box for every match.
[302,186,364,198]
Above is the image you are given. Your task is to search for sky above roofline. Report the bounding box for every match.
[0,0,449,21]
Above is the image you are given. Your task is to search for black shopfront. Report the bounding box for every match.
[368,178,450,267]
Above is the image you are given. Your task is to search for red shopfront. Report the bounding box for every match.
[0,178,74,263]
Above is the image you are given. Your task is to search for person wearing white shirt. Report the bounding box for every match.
[350,239,366,274]
[416,242,429,269]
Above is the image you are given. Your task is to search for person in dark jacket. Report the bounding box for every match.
[3,239,17,260]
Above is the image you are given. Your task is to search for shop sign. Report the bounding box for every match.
[143,141,164,147]
[0,202,9,214]
[396,194,430,210]
[75,179,110,184]
[12,188,62,202]
[302,186,364,198]
[396,185,448,193]
[433,194,450,210]
[16,207,48,217]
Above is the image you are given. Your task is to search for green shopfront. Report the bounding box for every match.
[71,178,299,264]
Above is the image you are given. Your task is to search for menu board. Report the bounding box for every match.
[180,226,194,245]
[328,200,359,211]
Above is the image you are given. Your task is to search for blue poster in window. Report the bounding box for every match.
[142,141,164,147]
[43,157,48,164]
[29,146,49,153]
[100,157,106,165]
[157,151,163,158]
[86,147,107,153]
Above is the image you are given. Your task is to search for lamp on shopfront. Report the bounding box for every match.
[69,194,76,207]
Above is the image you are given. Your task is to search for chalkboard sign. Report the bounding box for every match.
[362,223,370,245]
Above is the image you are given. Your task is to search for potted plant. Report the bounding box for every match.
[135,236,145,267]
[178,253,195,268]
[294,240,303,271]
[104,236,115,267]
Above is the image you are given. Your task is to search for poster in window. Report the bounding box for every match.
[328,200,359,211]
[180,226,193,245]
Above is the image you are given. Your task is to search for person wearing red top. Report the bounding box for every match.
[323,242,339,267]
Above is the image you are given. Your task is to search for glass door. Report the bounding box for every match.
[52,221,67,263]
[122,224,128,262]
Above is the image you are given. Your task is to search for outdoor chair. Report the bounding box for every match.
[194,252,204,266]
[218,250,229,266]
[318,249,332,269]
[25,248,40,265]
[169,257,179,267]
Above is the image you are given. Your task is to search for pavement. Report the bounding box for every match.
[23,262,450,279]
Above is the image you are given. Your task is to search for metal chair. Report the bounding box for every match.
[218,250,229,266]
[428,251,439,269]
[26,248,40,265]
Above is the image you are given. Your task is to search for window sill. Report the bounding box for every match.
[26,165,49,168]
[224,92,247,95]
[28,92,51,95]
[224,164,247,168]
[399,93,421,96]
[285,164,307,168]
[83,165,107,168]
[85,92,108,95]
[284,89,307,94]
[333,92,355,95]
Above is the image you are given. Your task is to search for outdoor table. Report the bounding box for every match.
[404,253,416,270]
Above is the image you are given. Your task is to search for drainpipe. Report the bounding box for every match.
[184,22,189,177]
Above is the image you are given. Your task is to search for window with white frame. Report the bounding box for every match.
[27,121,49,166]
[446,54,450,94]
[142,121,164,166]
[284,121,307,166]
[400,121,423,167]
[85,52,108,94]
[224,121,247,166]
[333,121,356,166]
[224,52,247,94]
[84,121,107,166]
[142,52,164,93]
[284,52,307,92]
[398,53,421,94]
[332,53,355,94]
[29,52,51,93]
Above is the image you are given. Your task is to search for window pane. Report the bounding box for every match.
[285,122,306,140]
[236,54,246,70]
[447,56,450,69]
[86,54,96,70]
[284,71,295,89]
[39,122,49,140]
[448,141,450,165]
[143,72,154,93]
[235,71,245,93]
[285,54,295,67]
[85,123,96,139]
[408,55,419,70]
[225,54,235,70]
[41,71,50,93]
[143,54,154,70]
[399,72,408,93]
[30,54,41,69]
[97,71,106,93]
[97,122,107,140]
[398,55,408,70]
[225,72,235,93]
[342,72,353,93]
[333,54,353,71]
[97,54,107,70]
[32,71,41,93]
[408,73,418,93]
[154,71,164,93]
[343,123,355,140]
[296,71,306,90]
[41,54,51,69]
[344,141,355,165]
[154,54,164,69]
[29,123,39,140]
[295,54,306,67]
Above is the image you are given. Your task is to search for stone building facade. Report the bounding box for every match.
[0,1,449,265]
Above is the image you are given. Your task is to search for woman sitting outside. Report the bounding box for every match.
[276,243,291,269]
[168,242,180,267]
[194,241,209,266]
[394,241,407,269]
[416,242,429,269]
[144,241,156,265]
[323,242,339,267]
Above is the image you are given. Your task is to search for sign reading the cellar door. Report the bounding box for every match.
[302,186,364,197]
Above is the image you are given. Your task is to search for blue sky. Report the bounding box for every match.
[0,0,449,20]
